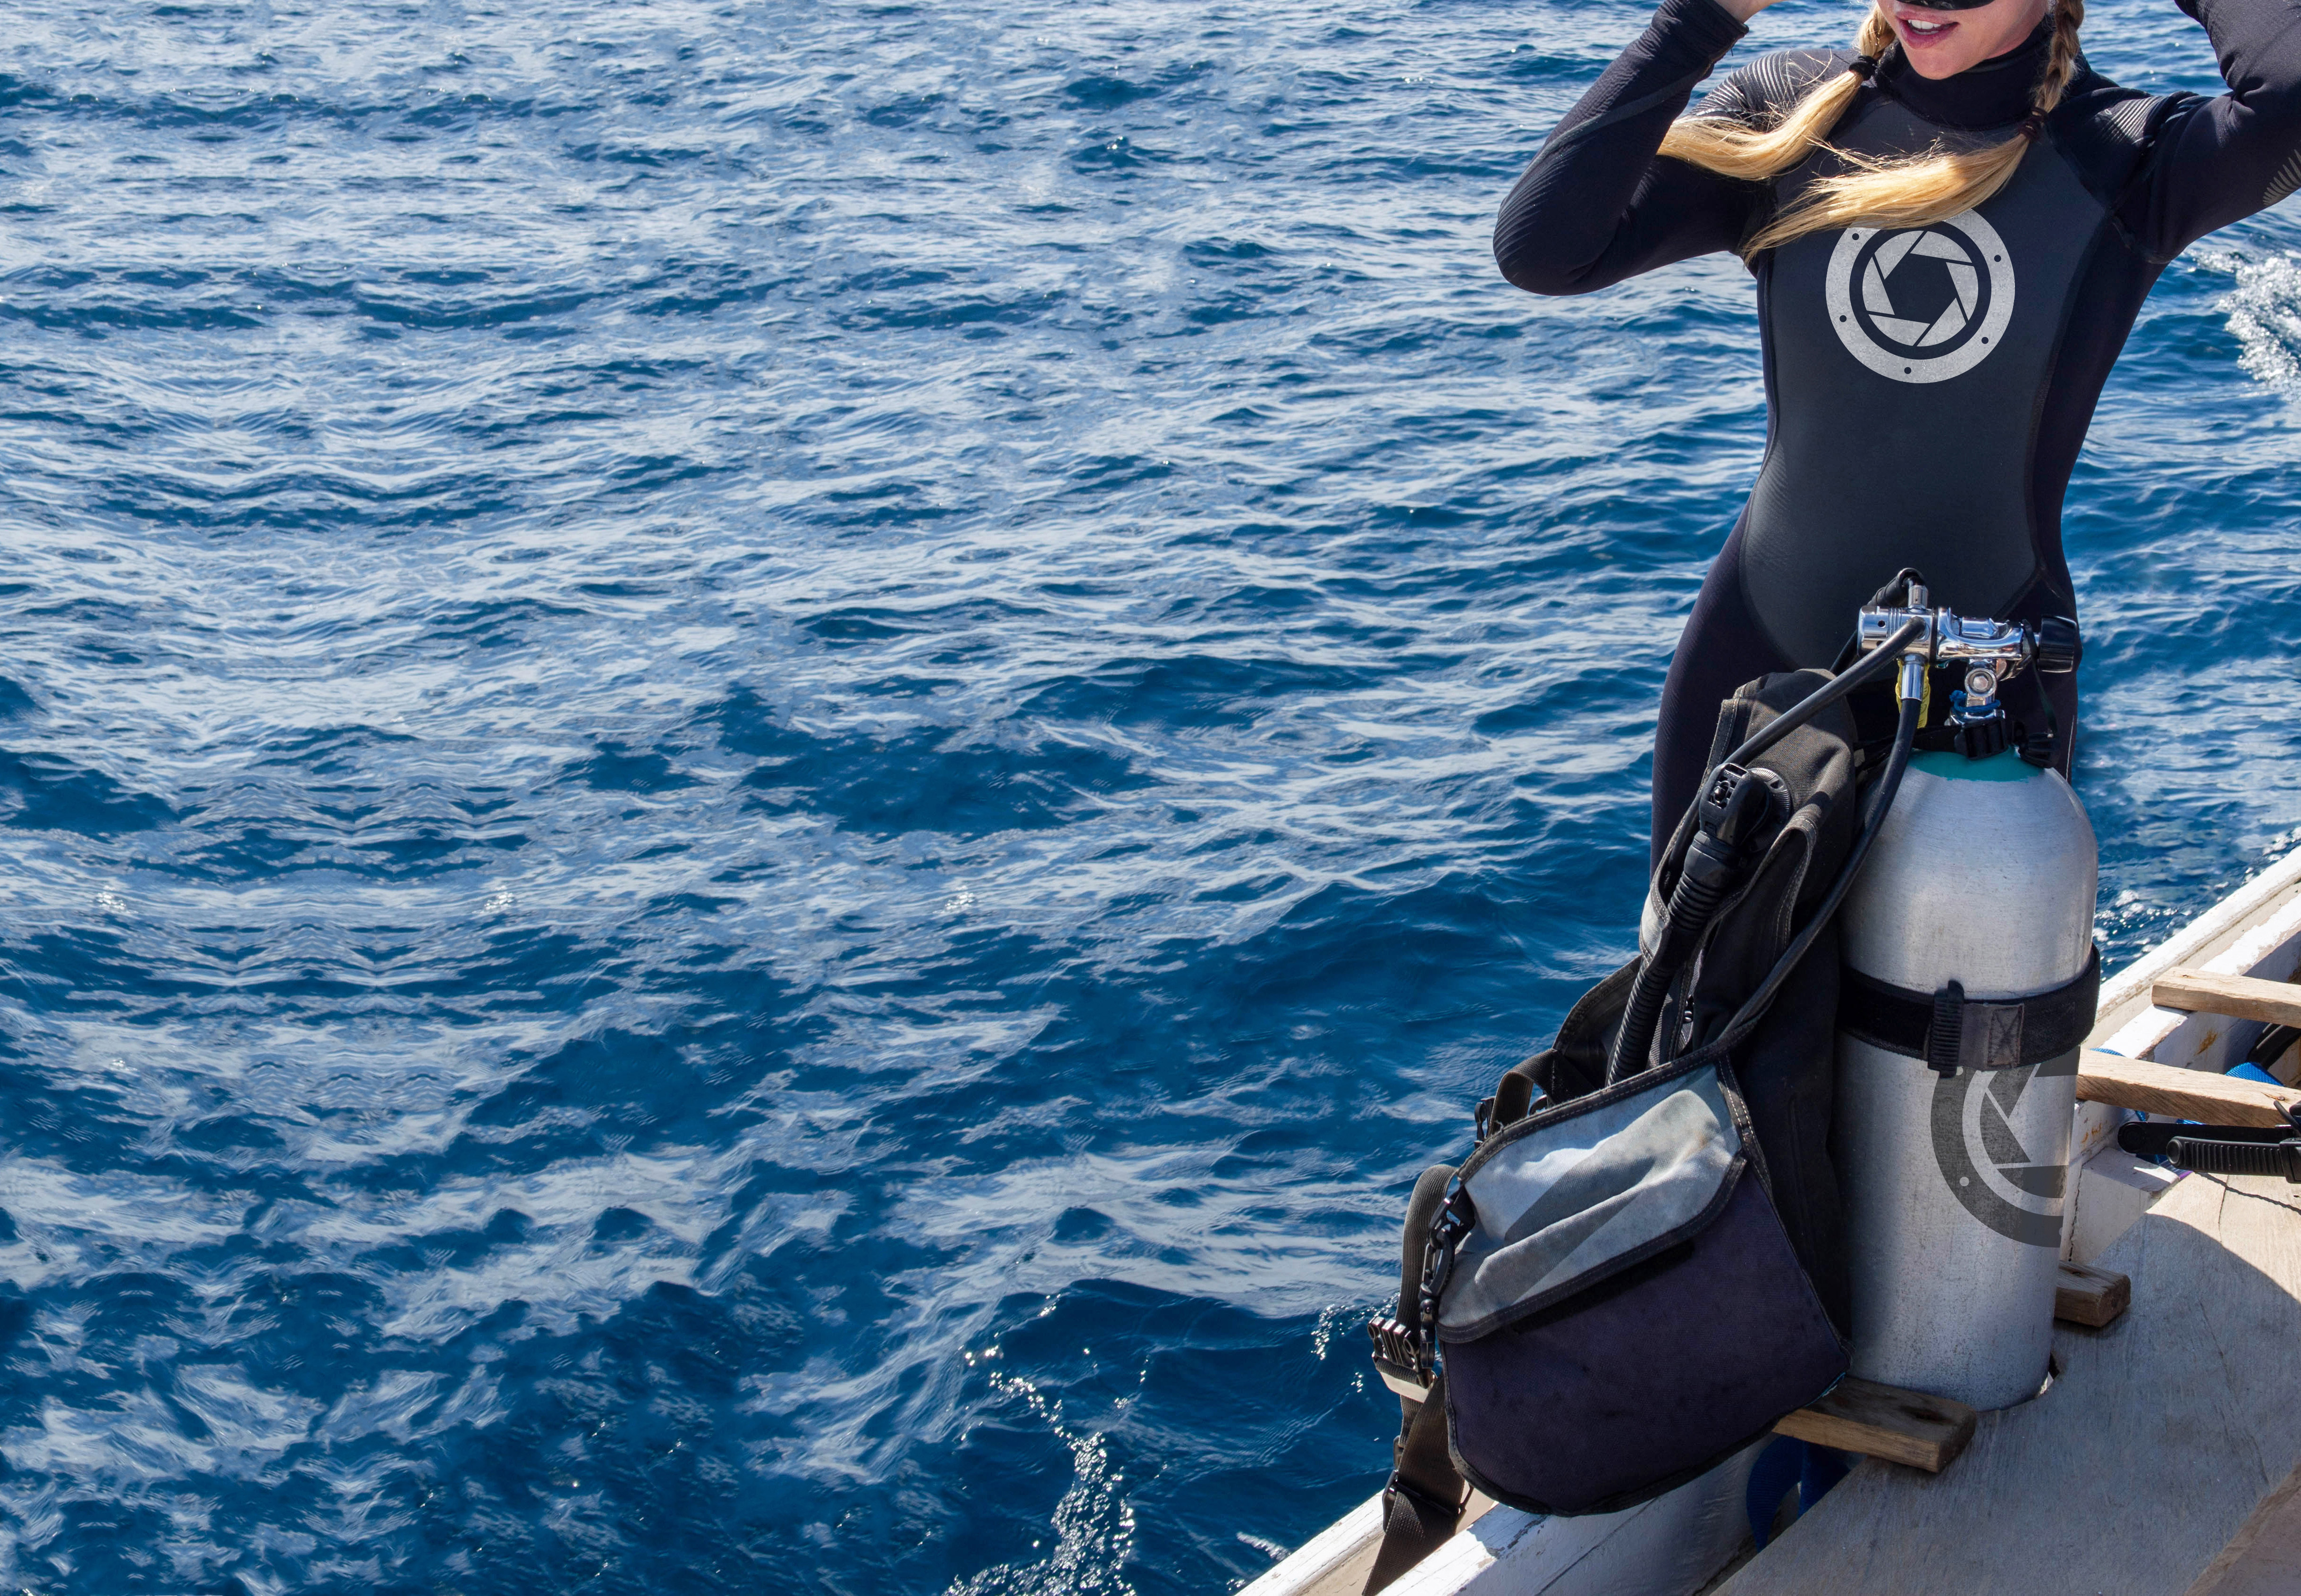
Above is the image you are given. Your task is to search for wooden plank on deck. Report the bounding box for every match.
[1771,1378,1975,1473]
[2076,1050,2301,1127]
[2053,1260,2130,1328]
[2154,967,2301,1029]
[1717,1168,2301,1596]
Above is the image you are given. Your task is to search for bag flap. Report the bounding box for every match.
[1438,1064,1742,1342]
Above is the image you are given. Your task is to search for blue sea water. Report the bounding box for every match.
[0,0,2298,1590]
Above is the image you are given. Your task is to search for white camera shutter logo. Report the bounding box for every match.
[1825,211,2016,384]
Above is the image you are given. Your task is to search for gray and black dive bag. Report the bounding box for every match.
[1361,670,1869,1592]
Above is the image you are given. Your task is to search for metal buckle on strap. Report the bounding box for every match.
[1415,1186,1474,1373]
[1366,1181,1475,1391]
[1366,1316,1431,1399]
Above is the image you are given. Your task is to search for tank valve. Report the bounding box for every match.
[1948,665,2011,757]
[1854,601,2065,679]
[1855,600,2082,759]
[1957,666,1998,718]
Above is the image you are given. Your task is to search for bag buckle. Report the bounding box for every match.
[1411,1186,1475,1376]
[1365,1315,1431,1398]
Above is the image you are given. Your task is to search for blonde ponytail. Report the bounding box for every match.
[1657,9,1896,185]
[1658,0,2084,257]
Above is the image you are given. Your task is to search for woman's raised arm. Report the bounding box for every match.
[1492,0,1768,296]
[2122,0,2301,257]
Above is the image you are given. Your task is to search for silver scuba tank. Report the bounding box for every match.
[1834,594,2094,1411]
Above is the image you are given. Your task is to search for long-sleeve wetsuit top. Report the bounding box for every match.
[1495,0,2301,857]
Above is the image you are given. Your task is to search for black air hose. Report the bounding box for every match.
[1608,766,1784,1084]
[2165,1136,2301,1182]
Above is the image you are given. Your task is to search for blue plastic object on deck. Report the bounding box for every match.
[1746,1436,1853,1549]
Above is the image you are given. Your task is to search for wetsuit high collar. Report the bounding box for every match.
[1872,21,2053,131]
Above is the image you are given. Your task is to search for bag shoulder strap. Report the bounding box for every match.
[1363,1165,1468,1592]
[1363,1373,1463,1595]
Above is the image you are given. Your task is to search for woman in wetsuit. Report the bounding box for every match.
[1496,0,2301,858]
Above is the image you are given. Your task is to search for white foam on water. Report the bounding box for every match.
[946,1372,1138,1596]
[2201,246,2301,388]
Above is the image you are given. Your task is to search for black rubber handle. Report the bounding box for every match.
[2164,1136,2301,1182]
[2035,615,2082,674]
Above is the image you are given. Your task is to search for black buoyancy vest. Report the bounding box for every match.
[1360,667,1869,1591]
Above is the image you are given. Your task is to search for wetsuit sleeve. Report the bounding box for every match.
[2121,0,2301,258]
[1493,0,1756,295]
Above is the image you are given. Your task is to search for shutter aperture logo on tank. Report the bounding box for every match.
[1928,1055,2074,1246]
[1825,211,2017,384]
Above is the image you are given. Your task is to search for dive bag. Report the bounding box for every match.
[1360,666,1878,1591]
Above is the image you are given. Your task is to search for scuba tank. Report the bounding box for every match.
[1832,586,2094,1411]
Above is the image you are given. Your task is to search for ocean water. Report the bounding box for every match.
[0,0,2296,1590]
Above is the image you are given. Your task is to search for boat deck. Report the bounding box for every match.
[1719,1165,2301,1596]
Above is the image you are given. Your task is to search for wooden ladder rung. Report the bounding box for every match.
[2153,967,2301,1030]
[1774,1376,1977,1473]
[2076,1050,2301,1128]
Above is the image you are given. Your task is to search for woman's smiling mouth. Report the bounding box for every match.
[1896,10,1961,46]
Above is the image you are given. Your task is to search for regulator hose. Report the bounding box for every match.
[1608,766,1784,1084]
[1617,619,1928,1084]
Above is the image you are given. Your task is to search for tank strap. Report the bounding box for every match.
[1837,945,2100,1075]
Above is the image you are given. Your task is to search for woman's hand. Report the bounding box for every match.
[1713,0,1782,21]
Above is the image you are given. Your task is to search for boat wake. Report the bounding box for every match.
[2201,246,2301,387]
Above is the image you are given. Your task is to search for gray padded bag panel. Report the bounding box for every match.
[1440,1063,1742,1340]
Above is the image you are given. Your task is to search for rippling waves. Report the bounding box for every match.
[0,0,2293,1590]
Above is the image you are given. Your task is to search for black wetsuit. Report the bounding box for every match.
[1494,0,2301,859]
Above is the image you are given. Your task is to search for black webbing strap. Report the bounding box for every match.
[1364,1166,1468,1594]
[1398,1165,1454,1329]
[1837,944,2100,1075]
[1364,1373,1465,1595]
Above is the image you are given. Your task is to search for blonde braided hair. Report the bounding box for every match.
[1657,0,2084,256]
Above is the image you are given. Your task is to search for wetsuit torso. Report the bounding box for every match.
[1494,0,2301,858]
